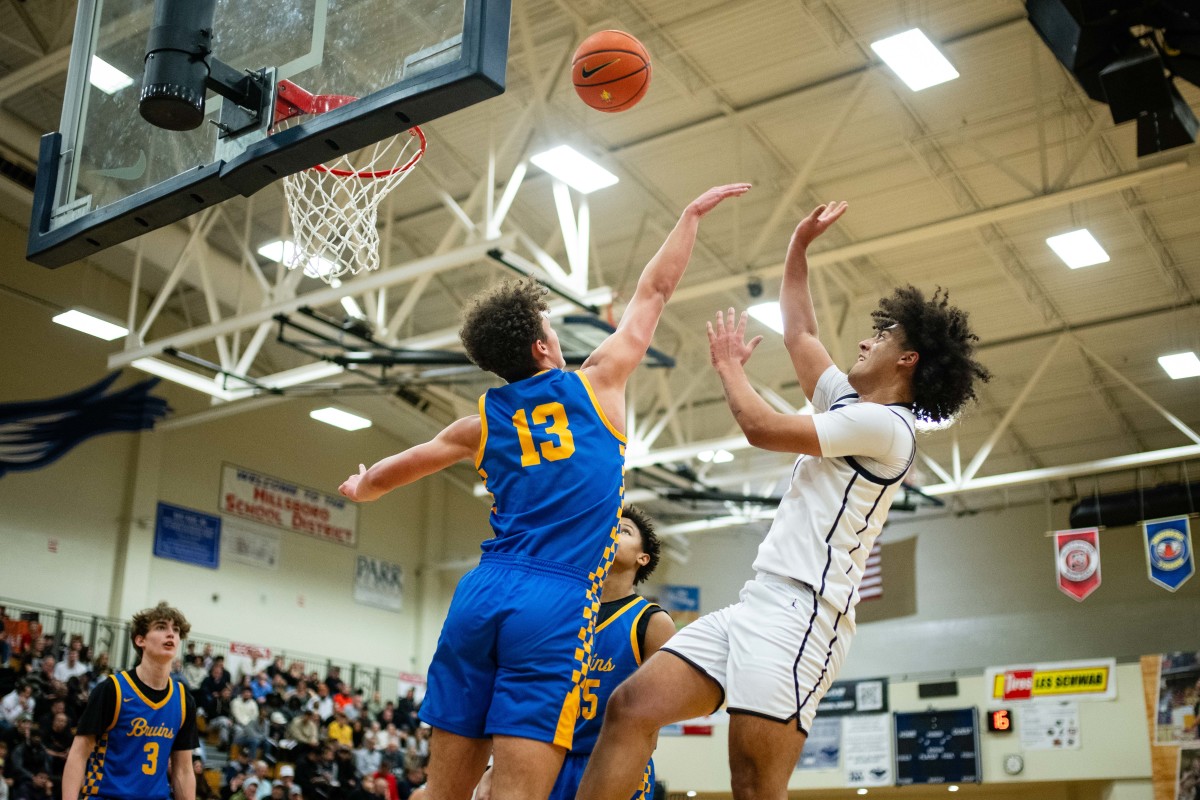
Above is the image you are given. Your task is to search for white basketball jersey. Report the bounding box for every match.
[751,366,916,616]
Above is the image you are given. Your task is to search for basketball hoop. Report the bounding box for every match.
[272,80,426,282]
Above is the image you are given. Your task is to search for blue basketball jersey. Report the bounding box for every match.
[572,595,658,754]
[476,369,626,574]
[84,672,186,800]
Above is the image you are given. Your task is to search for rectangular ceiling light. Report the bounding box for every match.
[1158,351,1200,379]
[310,407,372,431]
[530,145,618,194]
[1046,229,1110,269]
[257,239,337,279]
[747,301,784,334]
[52,308,128,341]
[870,29,959,91]
[89,56,135,94]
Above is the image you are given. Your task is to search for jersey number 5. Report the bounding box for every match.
[142,742,159,775]
[512,403,575,467]
[580,678,601,720]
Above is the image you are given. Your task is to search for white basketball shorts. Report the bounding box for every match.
[659,572,853,734]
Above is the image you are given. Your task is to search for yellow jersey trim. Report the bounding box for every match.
[475,394,489,469]
[595,596,643,635]
[629,604,655,666]
[107,674,122,731]
[122,670,174,709]
[179,681,186,727]
[576,372,627,443]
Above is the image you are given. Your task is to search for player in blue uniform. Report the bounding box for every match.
[475,505,674,800]
[340,183,751,800]
[63,602,198,800]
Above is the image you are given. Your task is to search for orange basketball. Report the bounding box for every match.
[572,30,651,113]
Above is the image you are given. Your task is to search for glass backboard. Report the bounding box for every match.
[28,0,509,267]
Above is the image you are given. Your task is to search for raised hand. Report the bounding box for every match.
[792,201,847,249]
[687,183,753,217]
[707,308,764,371]
[339,464,368,501]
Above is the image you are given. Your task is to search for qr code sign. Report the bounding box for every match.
[856,680,884,711]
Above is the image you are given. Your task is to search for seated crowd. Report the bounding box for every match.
[2,614,429,800]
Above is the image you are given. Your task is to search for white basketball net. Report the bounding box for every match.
[277,122,426,283]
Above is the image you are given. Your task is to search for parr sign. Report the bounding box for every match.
[986,658,1117,702]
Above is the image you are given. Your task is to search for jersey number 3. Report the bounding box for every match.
[141,742,159,775]
[512,403,575,467]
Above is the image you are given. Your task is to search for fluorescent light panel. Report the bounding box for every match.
[1046,229,1110,269]
[1158,351,1200,379]
[870,29,959,91]
[530,145,618,194]
[310,407,372,431]
[90,56,134,94]
[52,308,128,341]
[747,301,784,334]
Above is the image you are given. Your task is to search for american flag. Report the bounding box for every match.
[859,541,883,601]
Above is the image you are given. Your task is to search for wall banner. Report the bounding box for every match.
[154,502,220,569]
[354,555,403,612]
[221,463,357,546]
[986,658,1117,703]
[1143,515,1194,592]
[1054,527,1101,601]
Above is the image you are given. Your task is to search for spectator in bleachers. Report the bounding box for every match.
[393,690,418,733]
[87,652,112,690]
[33,699,64,743]
[7,717,48,791]
[333,745,360,796]
[63,679,88,725]
[306,684,334,724]
[11,769,51,800]
[0,686,34,734]
[363,693,384,722]
[201,660,231,708]
[393,767,424,800]
[0,740,10,800]
[352,734,380,777]
[202,644,216,671]
[183,655,207,692]
[205,685,235,750]
[375,707,394,732]
[50,651,86,685]
[40,714,70,782]
[323,668,342,696]
[295,745,334,800]
[274,764,297,798]
[284,663,304,690]
[234,707,271,762]
[265,657,286,684]
[221,750,251,789]
[402,728,428,771]
[232,687,259,736]
[286,709,320,757]
[249,761,273,800]
[193,755,217,800]
[327,712,352,749]
[377,740,403,774]
[25,662,52,700]
[233,775,260,800]
[347,774,377,800]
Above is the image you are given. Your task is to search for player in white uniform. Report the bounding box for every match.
[575,202,990,800]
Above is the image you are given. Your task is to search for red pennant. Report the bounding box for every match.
[1055,528,1101,601]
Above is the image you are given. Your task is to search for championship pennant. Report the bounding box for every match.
[1143,515,1194,592]
[1054,528,1101,601]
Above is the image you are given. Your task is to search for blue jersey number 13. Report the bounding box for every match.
[512,403,576,466]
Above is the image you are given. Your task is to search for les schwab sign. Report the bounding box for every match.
[986,658,1117,702]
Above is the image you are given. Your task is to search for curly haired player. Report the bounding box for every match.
[577,201,990,800]
[339,184,750,800]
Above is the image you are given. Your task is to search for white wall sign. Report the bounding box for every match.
[354,555,403,612]
[843,713,893,787]
[221,515,281,570]
[1019,701,1081,750]
[221,463,358,546]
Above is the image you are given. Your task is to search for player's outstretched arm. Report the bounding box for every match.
[708,309,822,456]
[781,202,846,400]
[62,735,95,800]
[339,415,481,502]
[169,749,196,800]
[582,184,752,400]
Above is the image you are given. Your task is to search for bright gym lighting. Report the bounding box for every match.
[870,29,959,91]
[131,358,239,401]
[530,145,618,194]
[948,787,959,793]
[685,793,697,798]
[51,308,128,341]
[747,301,784,334]
[257,239,338,280]
[857,791,869,796]
[1045,228,1110,269]
[1158,351,1200,379]
[697,449,735,464]
[310,407,372,432]
[89,56,135,94]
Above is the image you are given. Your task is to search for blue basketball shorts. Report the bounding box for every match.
[548,752,654,800]
[420,552,601,747]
